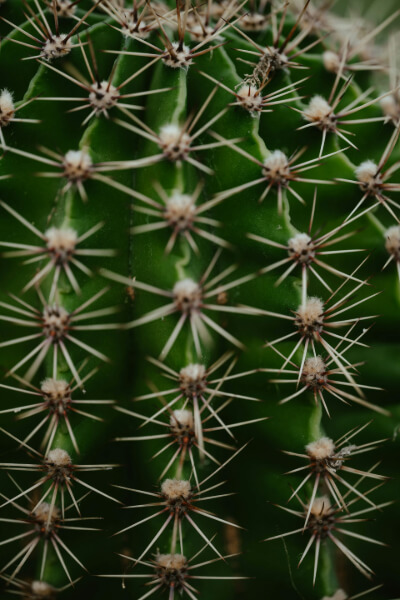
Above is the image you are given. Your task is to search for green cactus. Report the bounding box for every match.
[0,1,399,599]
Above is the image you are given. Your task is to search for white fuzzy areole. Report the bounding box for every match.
[0,89,15,130]
[355,160,378,184]
[309,495,331,516]
[208,0,230,18]
[54,0,77,17]
[236,84,263,112]
[159,124,190,144]
[306,437,335,460]
[385,225,400,259]
[45,227,78,252]
[171,409,194,429]
[123,23,151,39]
[156,553,187,569]
[180,363,206,383]
[159,124,183,145]
[42,34,72,61]
[34,502,60,524]
[164,192,196,229]
[162,42,192,69]
[188,21,214,42]
[0,89,15,116]
[41,378,70,397]
[30,580,56,597]
[263,150,290,180]
[179,363,207,398]
[302,356,326,380]
[240,12,268,31]
[63,149,93,181]
[323,50,340,73]
[173,278,202,311]
[42,305,70,340]
[264,46,288,68]
[159,124,191,161]
[288,233,312,252]
[296,297,324,325]
[173,278,201,297]
[119,9,151,38]
[380,94,399,120]
[89,81,119,112]
[288,232,315,263]
[161,478,191,500]
[304,95,333,122]
[301,356,328,389]
[64,149,92,169]
[46,448,72,466]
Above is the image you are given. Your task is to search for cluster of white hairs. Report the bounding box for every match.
[0,0,399,599]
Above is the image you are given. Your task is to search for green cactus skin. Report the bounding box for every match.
[0,1,399,599]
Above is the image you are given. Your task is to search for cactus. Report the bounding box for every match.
[0,1,399,599]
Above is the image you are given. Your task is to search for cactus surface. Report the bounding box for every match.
[0,1,399,599]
